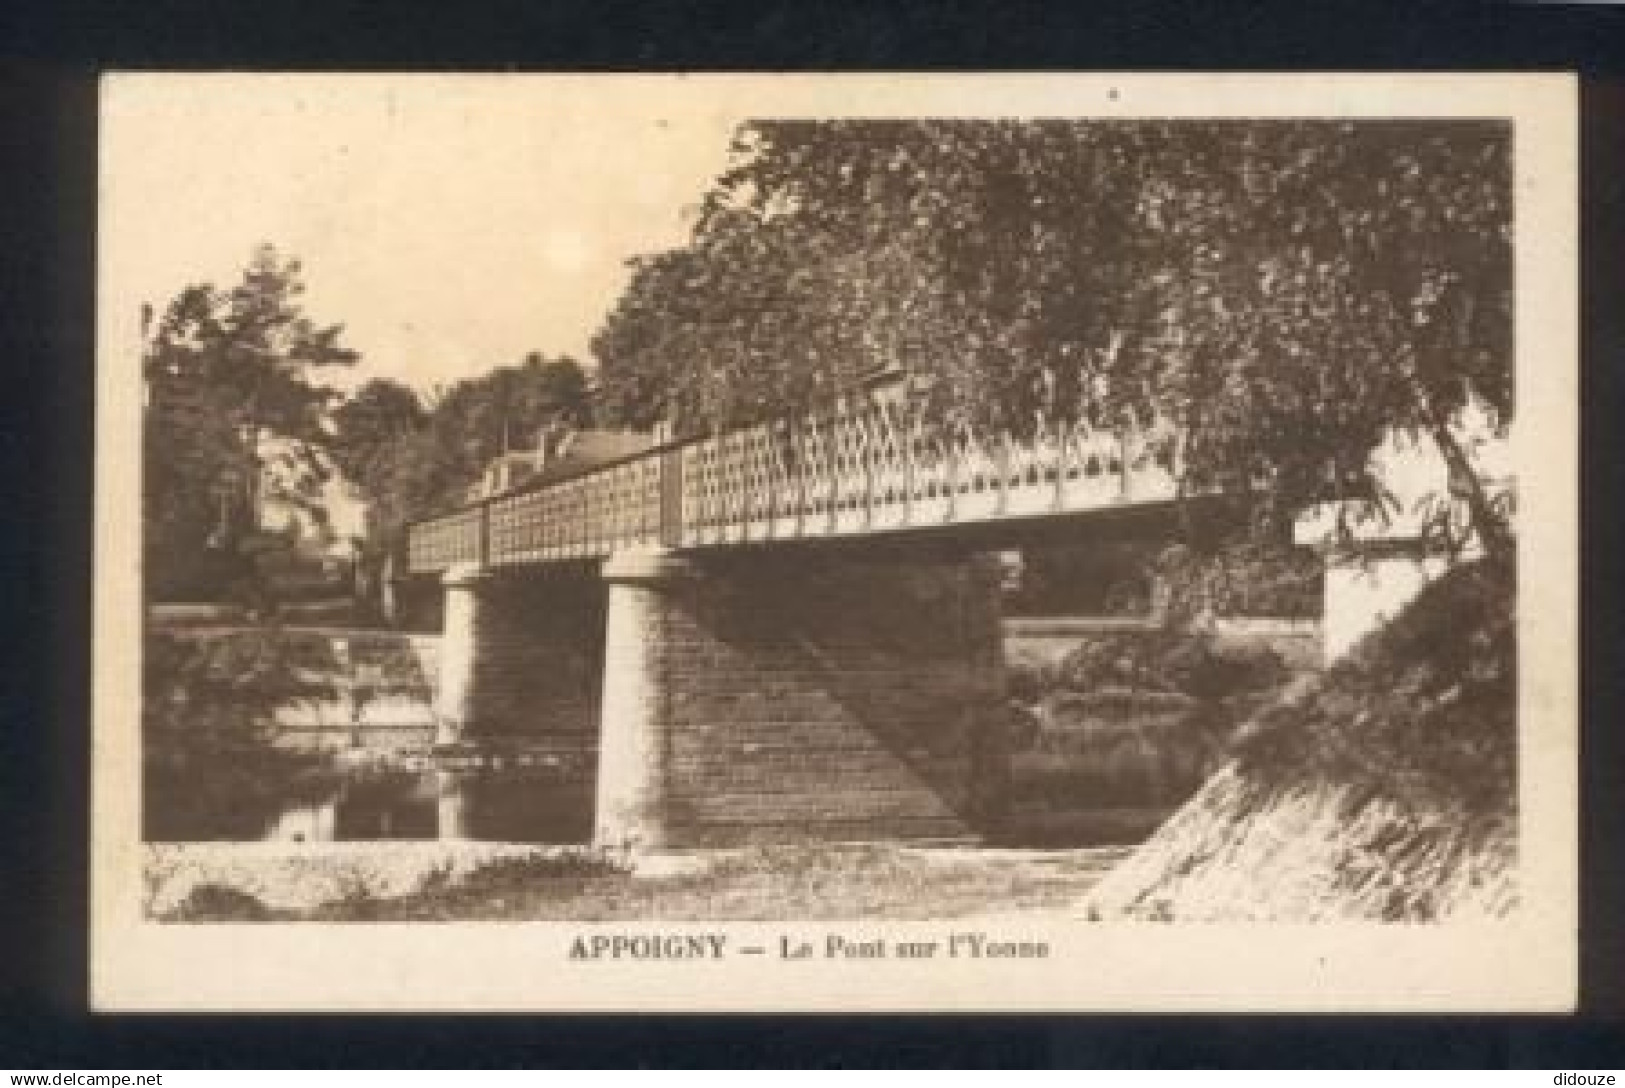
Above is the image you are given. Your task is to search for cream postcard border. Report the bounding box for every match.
[92,72,1579,1012]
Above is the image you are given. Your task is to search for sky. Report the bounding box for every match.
[101,73,1547,400]
[101,75,744,393]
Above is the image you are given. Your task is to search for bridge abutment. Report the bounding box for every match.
[1295,430,1511,664]
[1319,543,1455,662]
[1296,502,1468,664]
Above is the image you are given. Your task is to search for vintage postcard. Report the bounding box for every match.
[93,72,1578,1012]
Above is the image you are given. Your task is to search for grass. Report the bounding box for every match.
[321,844,1125,922]
[162,844,1128,923]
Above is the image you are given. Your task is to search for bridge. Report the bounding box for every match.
[403,382,1414,851]
[407,385,1183,574]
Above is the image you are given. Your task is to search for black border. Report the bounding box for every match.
[3,0,1623,1068]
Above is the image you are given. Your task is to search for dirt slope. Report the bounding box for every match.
[1084,555,1516,922]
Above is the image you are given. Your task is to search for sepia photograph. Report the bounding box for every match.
[92,73,1578,1012]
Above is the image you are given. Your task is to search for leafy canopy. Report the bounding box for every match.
[593,120,1511,546]
[331,352,594,549]
[143,245,358,600]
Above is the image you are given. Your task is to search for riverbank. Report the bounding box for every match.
[1083,556,1516,922]
[147,841,1131,922]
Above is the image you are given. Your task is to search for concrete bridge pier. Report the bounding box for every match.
[433,562,493,746]
[431,560,606,749]
[436,768,471,840]
[429,545,1007,850]
[591,546,1008,851]
[593,549,691,851]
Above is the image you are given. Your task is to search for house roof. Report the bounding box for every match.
[477,428,659,500]
[528,429,657,485]
[483,451,539,471]
[558,430,657,465]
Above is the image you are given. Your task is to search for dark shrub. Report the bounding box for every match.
[1055,634,1173,694]
[462,851,627,885]
[1160,634,1286,700]
[1055,629,1287,701]
[162,882,276,922]
[1004,661,1050,704]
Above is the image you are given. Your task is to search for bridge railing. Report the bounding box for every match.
[407,393,1181,575]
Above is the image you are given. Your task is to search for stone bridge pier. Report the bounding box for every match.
[433,547,1010,850]
[434,563,606,749]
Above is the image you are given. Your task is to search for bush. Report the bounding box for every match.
[162,883,277,922]
[1053,629,1287,701]
[303,850,630,921]
[1153,537,1324,621]
[1055,634,1172,694]
[1160,634,1286,700]
[1004,661,1050,704]
[461,850,627,885]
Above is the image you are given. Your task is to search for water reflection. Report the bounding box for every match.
[152,760,595,845]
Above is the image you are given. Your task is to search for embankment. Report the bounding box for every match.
[1084,556,1516,921]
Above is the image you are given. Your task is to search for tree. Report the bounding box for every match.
[144,287,249,598]
[591,120,1513,560]
[330,378,427,484]
[143,245,359,601]
[423,352,591,482]
[337,353,595,553]
[1118,123,1512,557]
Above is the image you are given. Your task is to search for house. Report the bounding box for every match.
[466,427,658,502]
[255,434,368,561]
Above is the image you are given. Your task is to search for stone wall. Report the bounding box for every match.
[600,549,1008,847]
[151,625,443,750]
[1004,615,1322,674]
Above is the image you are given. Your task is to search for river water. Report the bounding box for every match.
[144,749,596,845]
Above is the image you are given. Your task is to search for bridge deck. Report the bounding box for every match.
[407,393,1182,574]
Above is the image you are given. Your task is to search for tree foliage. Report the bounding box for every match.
[143,245,358,600]
[330,378,427,479]
[592,120,1512,554]
[425,352,592,476]
[333,352,594,550]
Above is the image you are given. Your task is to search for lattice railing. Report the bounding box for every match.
[406,393,1181,574]
[407,507,486,572]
